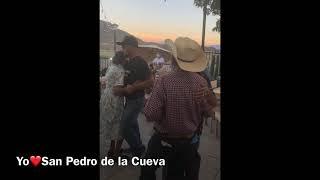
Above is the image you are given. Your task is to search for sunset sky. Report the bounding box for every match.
[100,0,220,46]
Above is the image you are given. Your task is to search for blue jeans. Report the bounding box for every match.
[120,97,145,156]
[140,133,200,180]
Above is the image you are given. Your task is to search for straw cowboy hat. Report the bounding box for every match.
[165,37,208,72]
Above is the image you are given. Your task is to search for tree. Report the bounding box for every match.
[209,0,220,32]
[212,19,220,32]
[209,0,220,15]
[194,0,220,49]
[164,0,220,47]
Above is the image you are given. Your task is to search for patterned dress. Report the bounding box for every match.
[100,63,124,141]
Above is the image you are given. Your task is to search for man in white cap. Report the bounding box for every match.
[140,37,217,180]
[113,35,154,158]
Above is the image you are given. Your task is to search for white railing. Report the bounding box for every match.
[100,57,111,73]
[205,51,221,81]
[100,52,220,81]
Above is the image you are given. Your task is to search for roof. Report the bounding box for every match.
[138,44,170,53]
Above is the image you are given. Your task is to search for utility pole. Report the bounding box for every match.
[201,5,207,51]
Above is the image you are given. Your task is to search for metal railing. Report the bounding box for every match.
[205,51,221,82]
[100,52,220,80]
[100,57,111,73]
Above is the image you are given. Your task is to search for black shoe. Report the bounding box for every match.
[133,145,146,158]
[119,153,135,166]
[107,151,114,157]
[119,148,132,154]
[119,153,132,160]
[107,151,118,161]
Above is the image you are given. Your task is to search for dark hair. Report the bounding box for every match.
[112,51,126,64]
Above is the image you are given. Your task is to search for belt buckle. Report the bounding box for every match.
[161,140,172,148]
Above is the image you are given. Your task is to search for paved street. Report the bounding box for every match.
[100,112,220,180]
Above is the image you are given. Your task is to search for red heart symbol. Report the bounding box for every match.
[30,156,41,167]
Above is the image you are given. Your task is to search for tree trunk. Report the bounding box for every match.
[113,30,117,54]
[201,6,207,50]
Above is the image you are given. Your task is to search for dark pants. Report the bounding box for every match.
[139,133,201,180]
[120,97,145,157]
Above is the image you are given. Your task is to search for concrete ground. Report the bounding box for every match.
[100,111,220,180]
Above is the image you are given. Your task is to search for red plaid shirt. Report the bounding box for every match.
[144,70,213,137]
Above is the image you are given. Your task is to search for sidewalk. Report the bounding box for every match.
[100,113,220,180]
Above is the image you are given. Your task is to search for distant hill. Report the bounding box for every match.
[100,20,218,53]
[100,20,169,51]
[212,45,220,50]
[100,20,140,50]
[207,45,220,53]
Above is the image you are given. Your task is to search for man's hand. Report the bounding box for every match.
[113,77,155,96]
[112,85,137,96]
[133,80,143,86]
[130,79,154,93]
[125,84,135,95]
[194,85,218,109]
[194,86,212,104]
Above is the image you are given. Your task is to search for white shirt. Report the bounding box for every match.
[153,57,165,65]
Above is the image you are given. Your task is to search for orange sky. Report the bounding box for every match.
[101,0,220,46]
[132,31,220,46]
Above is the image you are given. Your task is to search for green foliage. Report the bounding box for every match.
[164,0,220,32]
[210,0,220,15]
[212,19,220,32]
[194,0,220,32]
[194,0,220,15]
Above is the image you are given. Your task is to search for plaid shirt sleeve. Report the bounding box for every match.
[198,77,215,113]
[143,78,165,122]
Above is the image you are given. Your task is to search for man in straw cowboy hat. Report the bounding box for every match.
[140,37,217,180]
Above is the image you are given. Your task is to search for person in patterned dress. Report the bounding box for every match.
[100,51,127,159]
